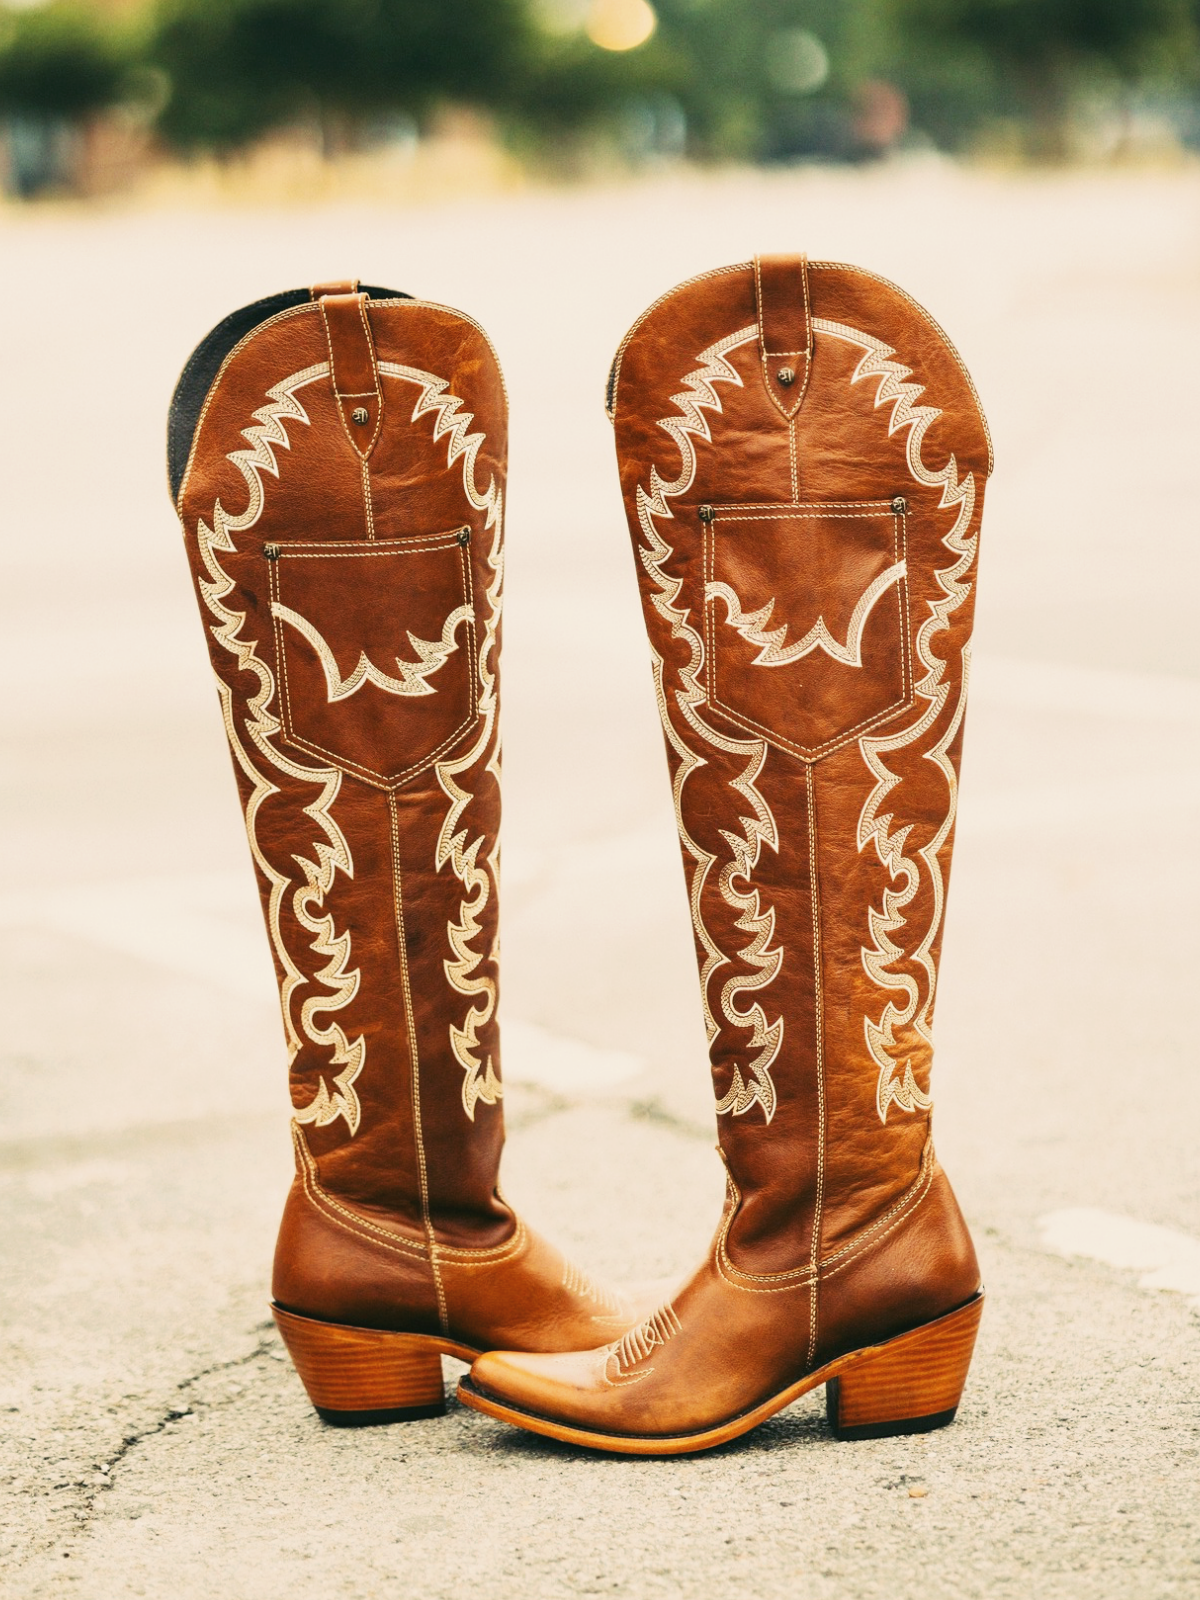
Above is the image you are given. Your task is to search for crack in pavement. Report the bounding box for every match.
[506,1087,715,1143]
[51,1325,282,1550]
[627,1097,713,1143]
[501,1083,576,1134]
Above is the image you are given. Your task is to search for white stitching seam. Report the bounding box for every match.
[269,551,479,790]
[807,314,978,1123]
[703,507,913,761]
[319,293,383,460]
[606,261,748,422]
[292,1123,529,1264]
[604,260,991,474]
[174,302,315,509]
[711,1140,936,1292]
[375,360,506,1121]
[806,766,826,1365]
[808,264,993,476]
[754,252,813,423]
[194,363,365,1135]
[361,459,376,541]
[388,794,449,1334]
[636,322,786,1125]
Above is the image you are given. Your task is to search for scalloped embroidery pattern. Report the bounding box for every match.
[379,362,505,1120]
[634,325,784,1123]
[271,599,473,701]
[811,317,978,1123]
[193,364,365,1133]
[707,558,907,669]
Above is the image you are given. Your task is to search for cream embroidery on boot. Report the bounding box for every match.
[562,1261,627,1320]
[811,317,978,1123]
[706,560,907,669]
[193,364,366,1134]
[635,325,784,1124]
[270,600,474,701]
[604,1304,683,1386]
[379,362,505,1120]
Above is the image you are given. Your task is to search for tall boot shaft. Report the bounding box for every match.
[606,256,991,1277]
[170,285,666,1419]
[170,284,510,1243]
[460,257,992,1452]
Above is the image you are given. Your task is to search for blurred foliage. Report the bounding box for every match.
[887,0,1199,154]
[0,0,1198,172]
[891,0,1193,73]
[0,3,135,117]
[525,0,1200,161]
[149,0,532,150]
[627,0,880,160]
[503,0,913,164]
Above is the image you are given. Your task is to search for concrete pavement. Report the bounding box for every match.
[2,160,1199,1596]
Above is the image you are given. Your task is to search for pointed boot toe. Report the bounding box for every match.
[469,1346,598,1405]
[462,1345,618,1436]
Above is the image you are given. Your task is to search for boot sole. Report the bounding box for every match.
[272,1305,479,1426]
[456,1292,983,1456]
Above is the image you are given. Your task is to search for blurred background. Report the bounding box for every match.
[2,0,1200,198]
[3,1,1200,1595]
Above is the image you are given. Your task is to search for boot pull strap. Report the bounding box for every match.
[310,278,359,298]
[314,284,383,459]
[754,253,812,421]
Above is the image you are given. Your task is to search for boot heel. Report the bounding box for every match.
[272,1305,448,1426]
[825,1293,983,1441]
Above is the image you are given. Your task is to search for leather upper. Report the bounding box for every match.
[173,287,651,1350]
[467,255,989,1429]
[608,256,989,1278]
[471,1154,979,1435]
[176,289,510,1241]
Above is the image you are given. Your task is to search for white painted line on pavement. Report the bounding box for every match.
[1039,1207,1200,1309]
[0,873,274,1001]
[957,773,1200,837]
[502,1017,645,1095]
[0,872,645,1098]
[971,656,1200,724]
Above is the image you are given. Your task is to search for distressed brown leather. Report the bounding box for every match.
[309,278,360,298]
[470,255,990,1436]
[171,285,641,1355]
[320,291,385,455]
[473,1157,977,1436]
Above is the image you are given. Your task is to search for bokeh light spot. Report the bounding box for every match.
[587,0,658,53]
[767,29,830,96]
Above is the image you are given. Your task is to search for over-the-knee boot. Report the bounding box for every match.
[169,281,643,1425]
[461,256,990,1452]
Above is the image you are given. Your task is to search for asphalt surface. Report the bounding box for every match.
[2,161,1198,1597]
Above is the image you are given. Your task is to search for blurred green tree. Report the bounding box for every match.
[652,0,867,159]
[4,0,1195,178]
[0,2,133,119]
[150,0,533,151]
[887,0,1197,154]
[511,0,893,163]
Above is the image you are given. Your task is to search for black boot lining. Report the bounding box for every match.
[167,284,410,504]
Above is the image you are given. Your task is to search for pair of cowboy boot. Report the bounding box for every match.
[169,256,990,1453]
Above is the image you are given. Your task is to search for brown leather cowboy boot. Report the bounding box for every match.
[169,281,644,1425]
[459,256,991,1453]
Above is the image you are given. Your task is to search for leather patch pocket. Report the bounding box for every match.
[266,530,477,787]
[703,500,912,762]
